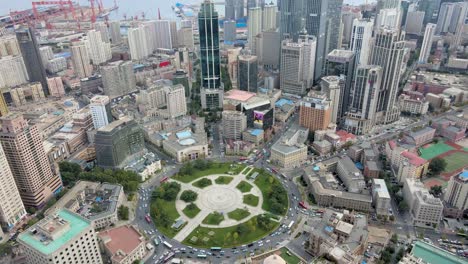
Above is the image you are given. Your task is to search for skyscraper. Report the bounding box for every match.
[375,0,402,30]
[405,10,425,35]
[0,113,63,208]
[108,21,122,44]
[199,0,223,109]
[93,22,110,43]
[224,20,237,43]
[418,0,441,24]
[350,18,373,66]
[247,0,257,16]
[90,95,113,129]
[419,23,436,64]
[262,4,278,31]
[101,60,136,97]
[85,29,112,65]
[154,20,173,49]
[15,27,48,95]
[248,7,262,55]
[238,51,258,93]
[178,20,195,49]
[444,170,468,218]
[345,65,382,135]
[226,0,236,20]
[325,0,344,57]
[321,76,342,125]
[235,0,245,19]
[165,84,187,118]
[0,143,26,229]
[70,41,93,78]
[128,25,152,60]
[0,93,8,117]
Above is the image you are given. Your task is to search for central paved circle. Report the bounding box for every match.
[198,185,242,211]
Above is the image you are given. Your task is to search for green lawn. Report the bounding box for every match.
[174,163,245,183]
[236,181,253,193]
[253,170,288,215]
[227,208,250,221]
[215,176,234,184]
[182,203,201,218]
[151,198,180,238]
[243,194,259,206]
[202,212,225,225]
[418,141,455,160]
[183,215,280,248]
[443,152,468,172]
[279,247,301,264]
[193,178,212,188]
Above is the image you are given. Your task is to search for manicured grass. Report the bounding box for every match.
[151,198,180,238]
[279,247,301,264]
[443,152,468,172]
[193,178,212,188]
[182,203,201,218]
[183,215,280,248]
[236,181,253,193]
[202,212,225,225]
[418,141,455,160]
[174,163,245,183]
[214,176,234,185]
[243,194,259,207]
[227,208,251,221]
[253,170,288,215]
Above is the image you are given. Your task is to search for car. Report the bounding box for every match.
[250,253,255,256]
[242,249,248,252]
[266,240,270,243]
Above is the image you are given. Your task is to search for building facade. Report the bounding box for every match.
[222,110,247,140]
[101,60,136,97]
[90,95,113,130]
[299,93,332,132]
[238,53,258,93]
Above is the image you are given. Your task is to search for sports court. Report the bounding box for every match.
[442,152,468,173]
[418,141,455,160]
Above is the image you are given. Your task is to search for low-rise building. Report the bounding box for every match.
[225,140,255,156]
[399,241,467,264]
[162,130,209,162]
[270,126,308,169]
[397,151,429,183]
[398,94,429,115]
[404,127,435,147]
[322,156,366,194]
[242,129,264,145]
[274,98,296,122]
[403,179,443,228]
[372,179,391,216]
[364,161,381,179]
[98,225,147,264]
[312,140,332,155]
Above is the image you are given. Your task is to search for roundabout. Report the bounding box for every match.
[198,185,243,211]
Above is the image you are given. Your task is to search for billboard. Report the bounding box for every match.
[254,111,264,125]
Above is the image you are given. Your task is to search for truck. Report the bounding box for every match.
[146,243,154,251]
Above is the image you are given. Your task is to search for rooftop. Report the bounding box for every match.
[250,129,263,136]
[19,209,90,255]
[401,151,427,166]
[272,125,308,154]
[99,225,145,262]
[373,179,390,199]
[411,241,467,264]
[225,89,256,102]
[275,98,294,108]
[97,116,133,133]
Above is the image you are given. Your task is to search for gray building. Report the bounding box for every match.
[80,75,102,95]
[260,29,281,70]
[224,20,237,43]
[172,70,190,98]
[225,0,236,20]
[16,27,48,95]
[95,117,145,169]
[235,0,244,19]
[101,60,136,97]
[238,52,258,93]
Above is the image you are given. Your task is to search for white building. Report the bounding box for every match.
[90,95,112,129]
[101,60,136,97]
[403,178,443,228]
[262,4,277,31]
[108,21,122,44]
[350,18,373,66]
[0,55,28,88]
[404,11,425,35]
[444,170,468,218]
[398,94,429,115]
[372,179,391,216]
[248,7,262,55]
[418,23,436,64]
[222,110,247,140]
[70,41,93,78]
[128,25,152,61]
[153,20,173,49]
[0,35,20,57]
[85,29,112,65]
[165,84,187,118]
[18,209,103,264]
[93,22,110,43]
[321,76,342,125]
[177,21,194,49]
[39,46,54,65]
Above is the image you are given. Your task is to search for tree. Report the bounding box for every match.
[398,200,409,211]
[257,214,272,230]
[237,224,249,235]
[118,205,129,220]
[180,190,198,202]
[430,185,443,196]
[391,234,398,244]
[429,158,447,175]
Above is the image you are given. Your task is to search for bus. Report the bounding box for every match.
[271,168,278,174]
[299,201,308,209]
[197,254,207,259]
[153,238,159,245]
[145,215,151,223]
[160,176,169,183]
[211,247,222,251]
[239,157,248,161]
[287,221,294,229]
[163,241,173,249]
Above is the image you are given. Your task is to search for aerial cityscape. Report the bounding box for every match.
[0,0,466,264]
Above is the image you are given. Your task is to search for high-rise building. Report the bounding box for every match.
[18,209,103,264]
[325,49,355,123]
[235,0,244,19]
[165,84,187,118]
[452,2,468,49]
[39,46,54,65]
[444,170,468,218]
[0,35,20,57]
[15,27,48,95]
[299,93,332,131]
[0,113,62,208]
[90,95,113,129]
[226,0,236,20]
[178,21,195,49]
[341,8,362,47]
[95,117,144,169]
[70,41,93,78]
[320,75,342,125]
[238,52,258,93]
[259,30,281,70]
[324,0,344,59]
[418,0,441,24]
[436,2,466,35]
[173,70,191,97]
[199,0,223,109]
[404,10,425,35]
[222,110,247,140]
[224,20,237,43]
[344,65,382,135]
[0,55,29,88]
[101,60,136,97]
[47,77,65,98]
[350,18,373,66]
[280,23,316,95]
[170,21,178,48]
[0,143,26,229]
[248,7,262,55]
[375,0,402,30]
[0,93,8,117]
[262,4,278,31]
[108,21,122,44]
[370,28,405,124]
[247,0,257,15]
[128,25,152,60]
[154,20,173,49]
[418,23,436,64]
[85,29,112,65]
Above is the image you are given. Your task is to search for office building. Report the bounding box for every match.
[153,20,173,49]
[0,55,28,88]
[247,0,257,14]
[95,117,145,169]
[375,0,402,30]
[90,95,113,129]
[370,28,405,124]
[299,93,332,132]
[0,34,20,57]
[403,178,443,228]
[258,30,281,70]
[405,10,425,35]
[166,84,187,118]
[0,93,7,117]
[128,25,152,61]
[224,20,237,43]
[320,76,342,125]
[419,0,440,24]
[271,126,308,169]
[70,41,93,78]
[248,7,262,55]
[451,2,468,49]
[47,77,65,98]
[350,18,373,66]
[101,60,136,97]
[18,209,103,264]
[222,111,247,140]
[238,52,258,93]
[436,2,467,35]
[178,21,195,49]
[418,23,436,64]
[0,144,26,229]
[280,23,316,95]
[15,27,48,95]
[108,21,122,44]
[225,0,236,20]
[372,179,391,216]
[444,170,468,218]
[98,225,147,264]
[344,65,382,135]
[341,8,362,47]
[326,49,355,123]
[235,0,244,19]
[170,21,178,48]
[262,4,277,31]
[85,29,112,65]
[0,113,62,208]
[325,0,344,57]
[199,0,223,109]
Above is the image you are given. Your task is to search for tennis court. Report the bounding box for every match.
[442,152,468,173]
[418,141,455,160]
